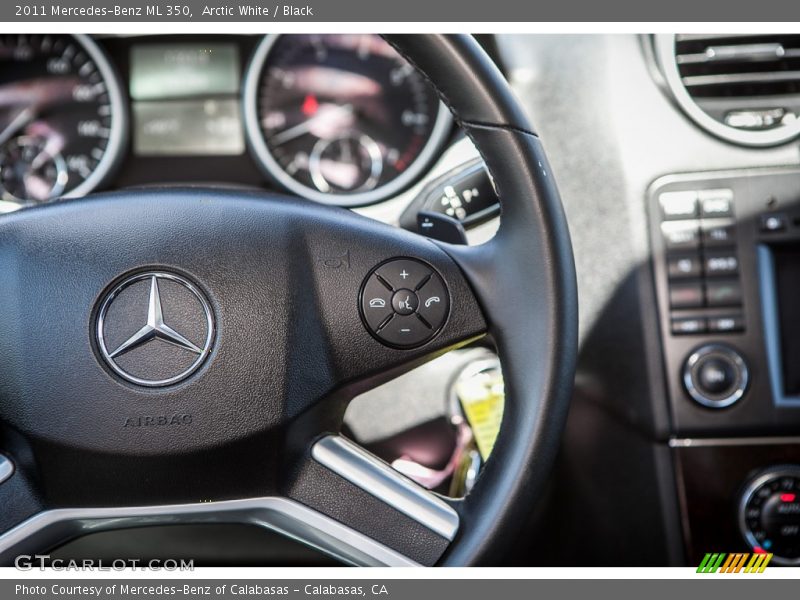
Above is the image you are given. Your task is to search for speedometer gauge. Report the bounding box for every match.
[243,34,452,206]
[0,34,126,206]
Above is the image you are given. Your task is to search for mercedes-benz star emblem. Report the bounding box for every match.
[96,272,215,387]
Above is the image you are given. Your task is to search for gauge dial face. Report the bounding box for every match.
[0,34,125,205]
[244,34,451,206]
[740,467,800,565]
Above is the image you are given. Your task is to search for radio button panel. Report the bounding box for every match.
[656,187,745,335]
[649,168,800,434]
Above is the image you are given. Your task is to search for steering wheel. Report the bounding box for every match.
[0,35,577,567]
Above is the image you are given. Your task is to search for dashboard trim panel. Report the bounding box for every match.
[0,455,13,486]
[670,436,800,447]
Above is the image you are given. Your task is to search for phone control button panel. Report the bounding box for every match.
[359,258,450,348]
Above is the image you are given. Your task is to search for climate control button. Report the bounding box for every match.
[739,466,800,565]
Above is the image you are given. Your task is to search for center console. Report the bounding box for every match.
[649,167,800,565]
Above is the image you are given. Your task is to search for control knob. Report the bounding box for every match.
[739,466,800,565]
[683,344,748,408]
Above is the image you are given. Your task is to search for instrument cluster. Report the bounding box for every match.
[0,34,452,210]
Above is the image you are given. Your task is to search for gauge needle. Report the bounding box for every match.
[270,103,354,147]
[0,107,34,147]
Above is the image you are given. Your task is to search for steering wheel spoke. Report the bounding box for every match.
[283,435,458,566]
[314,245,488,403]
[0,494,420,567]
[0,455,42,546]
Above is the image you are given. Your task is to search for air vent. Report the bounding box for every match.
[655,34,800,146]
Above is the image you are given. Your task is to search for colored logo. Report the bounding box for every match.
[697,552,773,573]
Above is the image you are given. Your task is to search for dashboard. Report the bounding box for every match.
[0,34,455,211]
[4,32,800,567]
[492,33,800,567]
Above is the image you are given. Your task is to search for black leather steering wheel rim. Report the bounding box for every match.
[385,35,578,565]
[0,34,577,567]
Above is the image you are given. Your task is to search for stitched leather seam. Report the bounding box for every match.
[461,120,540,138]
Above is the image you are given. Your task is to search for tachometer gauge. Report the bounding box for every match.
[243,34,452,206]
[0,34,126,206]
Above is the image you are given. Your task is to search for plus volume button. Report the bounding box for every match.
[375,259,431,291]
